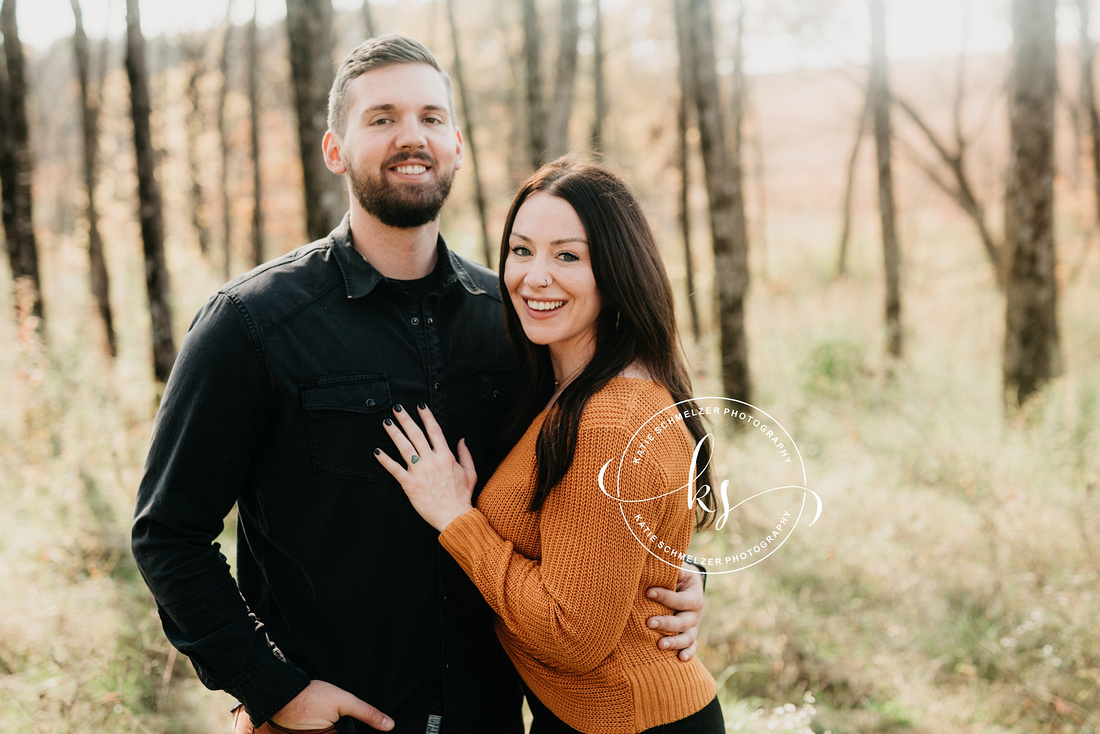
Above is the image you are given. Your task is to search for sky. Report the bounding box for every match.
[6,0,1091,75]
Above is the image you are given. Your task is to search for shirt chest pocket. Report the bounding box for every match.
[301,375,391,482]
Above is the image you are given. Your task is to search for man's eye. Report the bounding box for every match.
[371,118,393,125]
[424,116,444,124]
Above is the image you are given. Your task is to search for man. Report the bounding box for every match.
[132,35,704,734]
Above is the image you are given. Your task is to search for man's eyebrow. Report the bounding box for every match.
[361,104,396,115]
[360,103,450,117]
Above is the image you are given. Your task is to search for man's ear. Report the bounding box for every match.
[453,127,464,173]
[322,130,347,175]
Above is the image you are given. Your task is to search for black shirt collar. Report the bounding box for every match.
[328,213,486,299]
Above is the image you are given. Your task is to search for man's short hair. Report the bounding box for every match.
[327,35,456,138]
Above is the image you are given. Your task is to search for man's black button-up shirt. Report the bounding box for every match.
[132,217,523,733]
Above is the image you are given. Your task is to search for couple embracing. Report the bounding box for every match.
[133,35,723,734]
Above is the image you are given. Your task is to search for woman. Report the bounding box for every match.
[374,158,723,733]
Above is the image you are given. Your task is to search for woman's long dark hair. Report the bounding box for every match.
[499,157,716,529]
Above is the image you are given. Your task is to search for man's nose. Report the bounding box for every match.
[396,117,427,150]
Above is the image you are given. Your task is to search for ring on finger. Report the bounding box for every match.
[410,454,420,465]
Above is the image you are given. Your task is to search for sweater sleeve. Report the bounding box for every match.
[439,421,668,674]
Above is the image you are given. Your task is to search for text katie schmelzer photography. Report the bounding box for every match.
[598,397,822,577]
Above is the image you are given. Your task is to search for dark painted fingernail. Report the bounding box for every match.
[418,402,427,410]
[373,448,381,455]
[384,418,393,426]
[394,404,404,413]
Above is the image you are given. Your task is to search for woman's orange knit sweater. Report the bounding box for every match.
[439,377,717,734]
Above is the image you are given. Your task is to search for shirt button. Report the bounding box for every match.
[434,382,441,391]
[366,398,376,407]
[411,317,420,326]
[427,317,434,325]
[445,663,451,670]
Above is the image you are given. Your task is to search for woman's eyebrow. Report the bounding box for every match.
[509,232,587,246]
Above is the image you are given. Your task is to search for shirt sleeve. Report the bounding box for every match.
[131,293,310,724]
[438,423,667,674]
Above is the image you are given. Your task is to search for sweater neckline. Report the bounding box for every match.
[537,375,664,416]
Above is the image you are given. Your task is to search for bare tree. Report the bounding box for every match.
[591,0,605,151]
[362,0,377,37]
[286,0,346,240]
[890,6,1006,291]
[247,0,264,267]
[446,0,493,265]
[0,0,45,328]
[216,5,232,278]
[70,0,116,355]
[1077,0,1100,229]
[125,0,176,383]
[547,0,580,160]
[673,0,701,342]
[836,93,869,279]
[870,0,902,357]
[729,3,762,283]
[520,0,581,167]
[521,0,547,169]
[183,39,212,258]
[1004,0,1060,407]
[688,0,751,402]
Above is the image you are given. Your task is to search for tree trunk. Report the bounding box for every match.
[286,0,346,241]
[546,0,580,160]
[673,0,700,343]
[446,0,493,266]
[125,0,176,383]
[870,0,902,357]
[0,0,45,329]
[591,0,605,151]
[362,0,376,37]
[687,0,751,402]
[1077,0,1100,229]
[248,0,264,267]
[184,41,212,258]
[70,0,116,355]
[1004,0,1060,407]
[217,10,232,279]
[836,92,868,279]
[521,0,547,169]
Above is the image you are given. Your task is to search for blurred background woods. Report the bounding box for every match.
[1,0,1099,731]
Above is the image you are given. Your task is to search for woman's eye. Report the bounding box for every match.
[510,245,531,257]
[558,251,580,262]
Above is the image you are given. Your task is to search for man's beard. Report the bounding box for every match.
[347,153,454,229]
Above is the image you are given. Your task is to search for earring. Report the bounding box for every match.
[615,311,621,330]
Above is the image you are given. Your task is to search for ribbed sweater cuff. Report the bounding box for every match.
[438,508,500,577]
[628,657,717,732]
